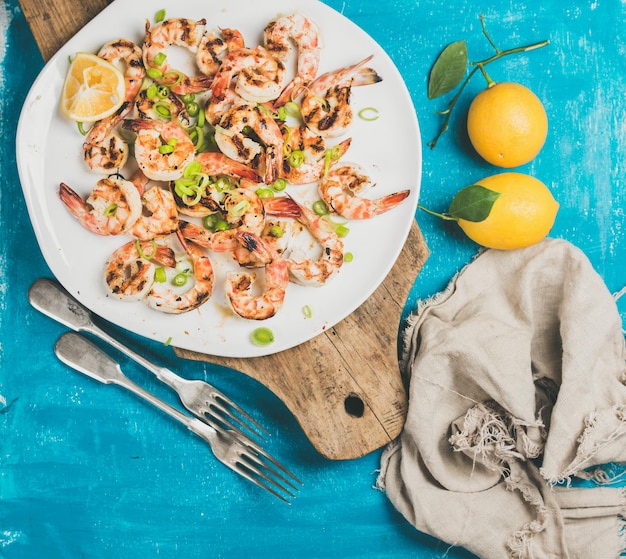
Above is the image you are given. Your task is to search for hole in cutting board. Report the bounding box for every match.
[344,393,365,417]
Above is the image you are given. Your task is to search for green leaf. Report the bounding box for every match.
[427,40,468,100]
[447,184,501,222]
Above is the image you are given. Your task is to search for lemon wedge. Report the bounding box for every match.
[60,52,126,122]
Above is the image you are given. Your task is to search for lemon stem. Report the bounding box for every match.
[417,204,458,221]
[428,14,550,149]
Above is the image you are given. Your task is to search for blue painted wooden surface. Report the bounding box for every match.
[2,0,625,558]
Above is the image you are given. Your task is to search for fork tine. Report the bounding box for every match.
[237,457,299,501]
[238,451,301,494]
[204,397,269,441]
[231,462,296,504]
[231,430,304,488]
[212,392,271,435]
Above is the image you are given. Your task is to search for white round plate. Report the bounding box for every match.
[16,0,421,357]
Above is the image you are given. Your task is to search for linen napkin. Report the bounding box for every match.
[377,238,626,558]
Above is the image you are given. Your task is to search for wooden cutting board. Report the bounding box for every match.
[18,0,429,460]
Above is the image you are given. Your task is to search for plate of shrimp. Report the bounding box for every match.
[16,0,422,358]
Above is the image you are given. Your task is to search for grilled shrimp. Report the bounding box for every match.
[104,239,176,301]
[286,198,344,287]
[264,13,321,107]
[214,103,284,184]
[318,162,410,219]
[211,46,285,104]
[280,124,352,185]
[123,119,195,181]
[83,39,145,173]
[131,186,179,240]
[58,177,142,236]
[144,231,214,314]
[300,55,382,138]
[178,187,265,253]
[225,231,289,320]
[143,18,213,94]
[196,27,246,76]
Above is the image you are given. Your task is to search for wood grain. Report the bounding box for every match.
[18,0,429,459]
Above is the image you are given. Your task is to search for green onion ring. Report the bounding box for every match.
[288,150,305,167]
[154,267,167,283]
[251,327,275,346]
[312,200,329,216]
[103,203,118,217]
[172,273,187,287]
[154,52,167,67]
[163,71,183,87]
[358,107,380,121]
[135,239,157,260]
[147,67,163,80]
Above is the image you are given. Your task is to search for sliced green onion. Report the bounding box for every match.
[255,187,274,199]
[302,305,313,318]
[104,203,118,217]
[154,52,167,67]
[358,107,380,121]
[202,214,220,230]
[156,84,170,98]
[343,252,354,262]
[153,100,172,119]
[155,9,166,22]
[172,273,188,287]
[158,144,175,154]
[154,267,167,283]
[251,327,275,346]
[147,67,163,80]
[174,178,197,197]
[182,190,204,206]
[229,199,251,219]
[146,83,158,99]
[335,224,350,238]
[196,108,206,128]
[323,145,344,178]
[288,149,305,167]
[190,126,204,149]
[135,239,157,260]
[215,177,231,192]
[270,178,287,192]
[311,96,330,111]
[77,122,91,135]
[312,200,329,216]
[186,101,200,117]
[183,161,202,178]
[285,101,301,117]
[268,225,284,237]
[164,336,173,346]
[277,106,287,121]
[163,71,183,87]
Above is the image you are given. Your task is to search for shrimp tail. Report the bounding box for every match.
[58,182,87,219]
[262,196,302,218]
[376,190,411,215]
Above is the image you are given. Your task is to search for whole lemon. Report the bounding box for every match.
[467,82,548,168]
[457,172,559,250]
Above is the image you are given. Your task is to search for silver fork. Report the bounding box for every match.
[28,278,267,441]
[54,331,301,502]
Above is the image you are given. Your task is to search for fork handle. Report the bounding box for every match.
[55,332,215,443]
[85,318,186,390]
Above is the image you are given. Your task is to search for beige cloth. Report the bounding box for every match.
[377,238,626,558]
